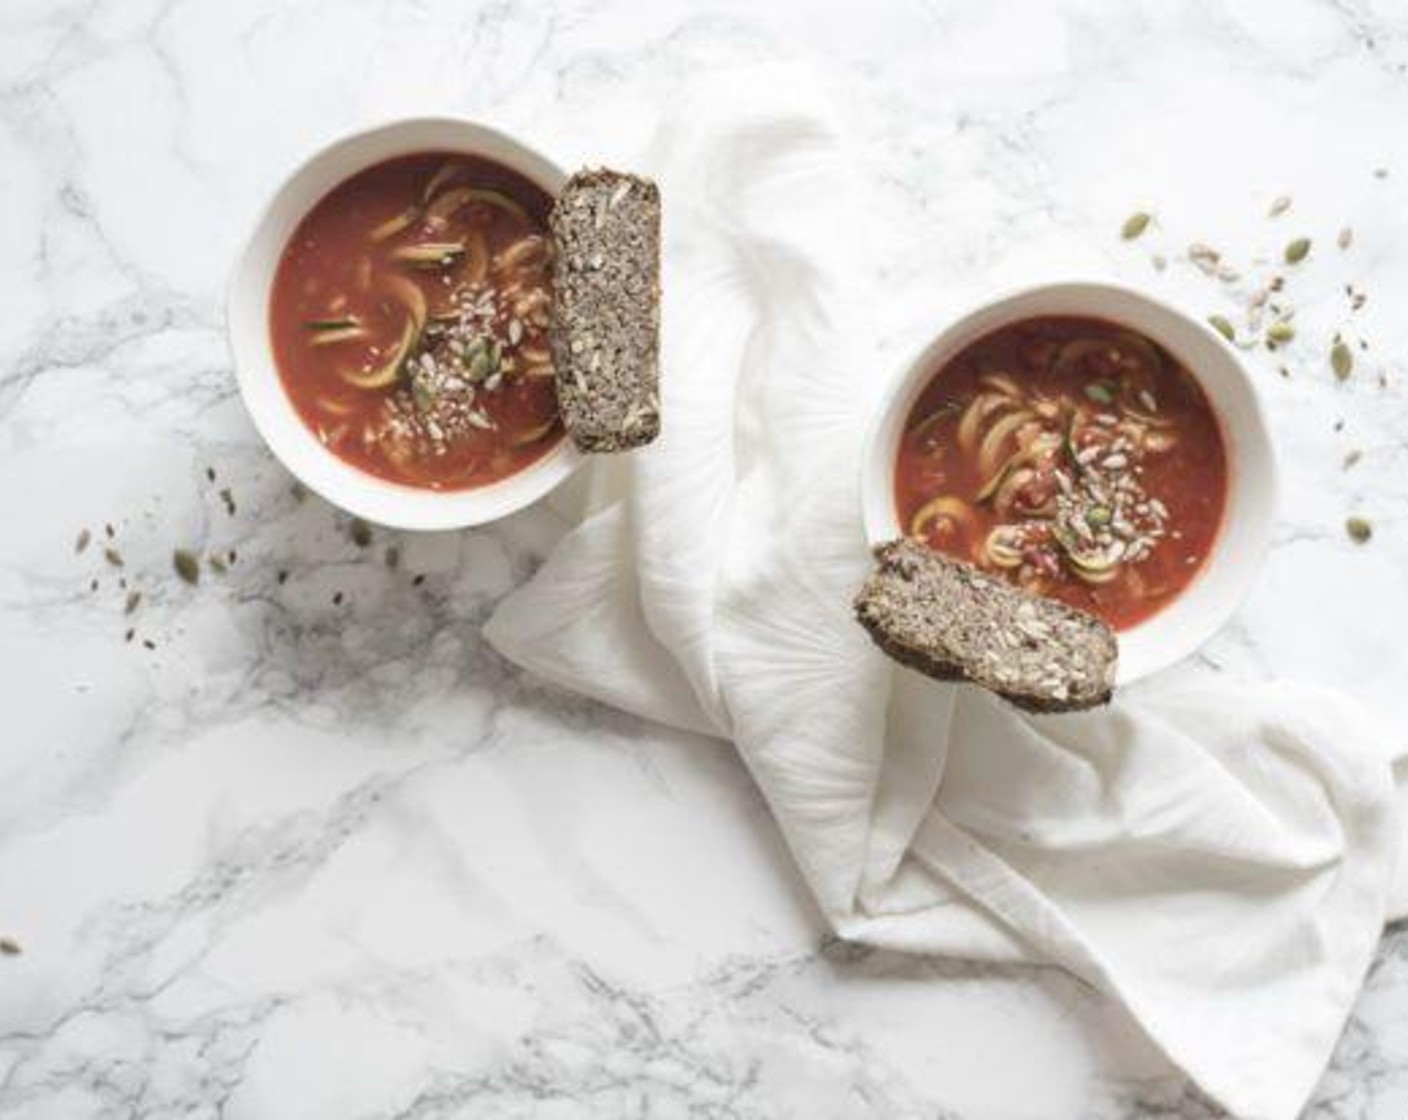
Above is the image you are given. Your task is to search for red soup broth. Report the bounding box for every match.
[270,151,562,491]
[894,316,1228,630]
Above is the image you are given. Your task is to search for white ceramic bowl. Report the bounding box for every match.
[228,118,582,530]
[861,281,1278,684]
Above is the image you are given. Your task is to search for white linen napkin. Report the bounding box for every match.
[486,66,1406,1120]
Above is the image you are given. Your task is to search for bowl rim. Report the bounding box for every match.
[227,115,583,531]
[859,278,1280,685]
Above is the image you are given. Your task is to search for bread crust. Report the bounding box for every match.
[855,540,1117,713]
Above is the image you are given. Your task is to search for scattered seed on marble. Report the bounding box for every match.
[124,591,141,614]
[1337,227,1353,250]
[1208,315,1235,342]
[1188,243,1220,274]
[1346,516,1372,544]
[1121,212,1152,240]
[0,937,20,956]
[103,548,123,567]
[350,518,373,548]
[173,549,200,585]
[1268,195,1291,217]
[75,528,91,553]
[1343,449,1362,469]
[1331,340,1354,380]
[1284,238,1311,264]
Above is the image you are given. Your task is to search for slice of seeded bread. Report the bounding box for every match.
[549,169,661,453]
[854,540,1118,713]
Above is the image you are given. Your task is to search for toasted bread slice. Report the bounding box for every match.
[855,540,1117,713]
[549,169,661,453]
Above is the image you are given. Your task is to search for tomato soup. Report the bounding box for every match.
[895,317,1227,630]
[270,151,562,491]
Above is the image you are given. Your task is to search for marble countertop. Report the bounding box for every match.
[2,1,1406,1117]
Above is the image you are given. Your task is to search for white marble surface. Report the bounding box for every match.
[1,1,1406,1117]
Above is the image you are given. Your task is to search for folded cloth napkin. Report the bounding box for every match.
[487,66,1407,1120]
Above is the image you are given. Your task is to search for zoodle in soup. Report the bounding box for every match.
[270,151,561,491]
[895,317,1227,630]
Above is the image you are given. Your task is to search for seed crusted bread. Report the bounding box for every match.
[550,169,661,453]
[854,540,1117,713]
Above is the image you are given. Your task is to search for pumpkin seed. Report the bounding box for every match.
[1121,212,1152,240]
[1346,516,1372,544]
[1266,321,1296,345]
[1331,340,1353,380]
[1207,315,1235,342]
[1284,238,1311,264]
[412,379,436,413]
[173,549,200,585]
